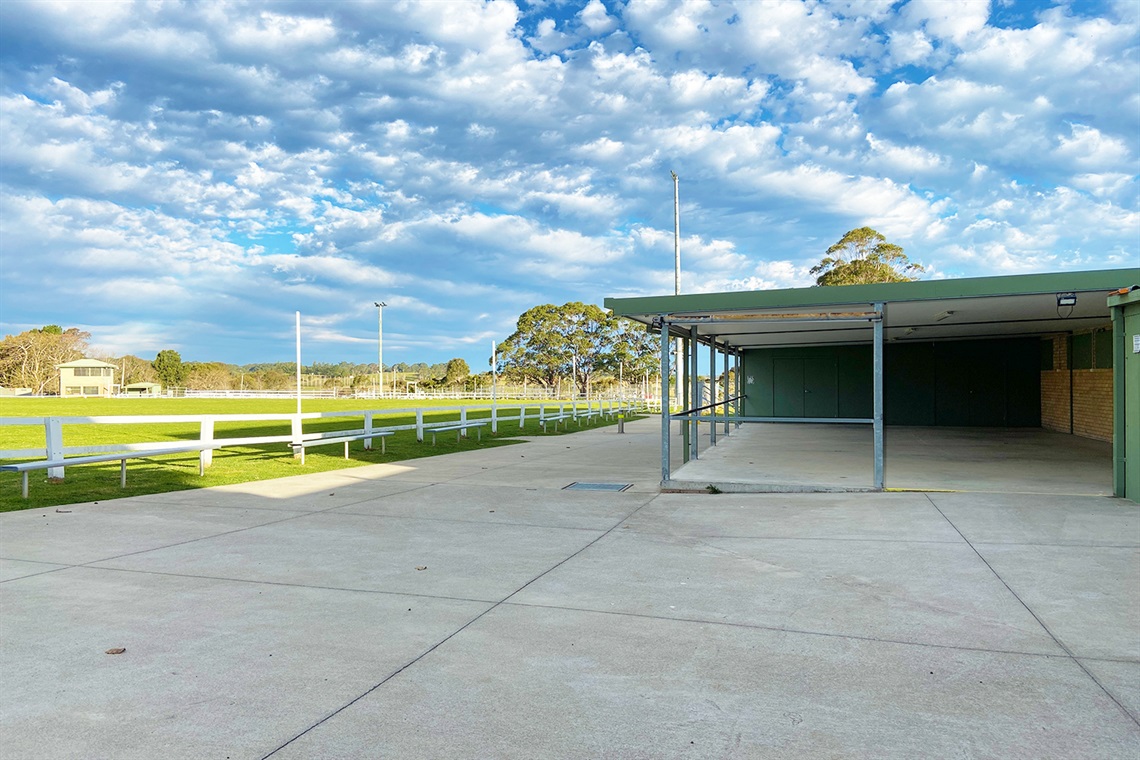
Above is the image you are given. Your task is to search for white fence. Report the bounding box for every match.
[0,400,647,478]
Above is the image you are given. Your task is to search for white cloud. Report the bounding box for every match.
[1055,124,1131,170]
[0,0,1135,367]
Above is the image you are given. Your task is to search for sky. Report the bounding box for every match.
[1,0,1137,370]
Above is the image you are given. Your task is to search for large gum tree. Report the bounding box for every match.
[811,227,924,286]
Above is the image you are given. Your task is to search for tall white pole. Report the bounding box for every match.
[374,301,386,398]
[672,171,680,295]
[295,311,302,415]
[671,170,682,407]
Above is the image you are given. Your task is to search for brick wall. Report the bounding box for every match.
[1072,371,1113,441]
[1039,331,1114,443]
[1041,335,1070,433]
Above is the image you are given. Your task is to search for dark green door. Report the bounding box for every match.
[773,359,803,417]
[773,358,837,418]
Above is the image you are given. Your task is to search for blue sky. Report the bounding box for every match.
[1,0,1137,369]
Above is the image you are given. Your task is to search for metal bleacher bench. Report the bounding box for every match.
[290,431,394,465]
[428,421,487,445]
[0,444,217,499]
[540,408,607,431]
[539,413,575,431]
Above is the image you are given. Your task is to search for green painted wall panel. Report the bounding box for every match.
[743,337,1041,427]
[837,349,872,418]
[803,358,838,418]
[885,343,936,425]
[773,359,805,417]
[1123,305,1140,501]
[1006,339,1042,427]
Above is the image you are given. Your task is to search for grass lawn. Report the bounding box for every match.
[0,397,642,512]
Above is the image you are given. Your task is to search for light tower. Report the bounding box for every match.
[374,301,386,397]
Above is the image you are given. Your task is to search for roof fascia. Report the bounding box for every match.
[606,268,1140,317]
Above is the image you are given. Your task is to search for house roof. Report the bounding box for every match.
[57,358,117,369]
[605,268,1139,350]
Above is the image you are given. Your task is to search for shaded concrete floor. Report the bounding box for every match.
[1,416,1137,759]
[671,422,1115,495]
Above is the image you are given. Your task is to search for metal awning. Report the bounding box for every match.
[606,269,1138,350]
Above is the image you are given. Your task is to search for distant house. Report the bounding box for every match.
[57,359,116,397]
[124,382,163,396]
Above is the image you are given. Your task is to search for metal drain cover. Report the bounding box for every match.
[563,482,633,492]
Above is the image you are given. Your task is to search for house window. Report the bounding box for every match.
[82,386,100,395]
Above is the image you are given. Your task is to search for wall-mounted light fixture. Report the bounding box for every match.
[933,310,955,322]
[1056,292,1076,319]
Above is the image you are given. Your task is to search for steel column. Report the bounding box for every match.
[708,339,717,446]
[690,326,699,460]
[660,317,671,484]
[723,346,730,436]
[873,302,885,490]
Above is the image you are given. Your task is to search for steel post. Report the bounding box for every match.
[873,302,885,490]
[660,317,671,484]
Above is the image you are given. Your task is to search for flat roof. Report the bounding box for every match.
[606,268,1139,349]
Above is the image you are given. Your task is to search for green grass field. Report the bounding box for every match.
[0,397,642,512]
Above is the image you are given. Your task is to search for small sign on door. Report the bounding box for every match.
[1133,334,1140,353]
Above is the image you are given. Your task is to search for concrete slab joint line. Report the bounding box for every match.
[923,493,1140,729]
[2,417,1138,758]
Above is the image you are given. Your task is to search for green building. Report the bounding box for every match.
[606,268,1140,500]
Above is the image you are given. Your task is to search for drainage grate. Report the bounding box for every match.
[563,482,633,492]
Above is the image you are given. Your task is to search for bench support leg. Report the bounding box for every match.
[120,459,127,489]
[381,438,386,455]
[344,441,350,460]
[22,472,28,499]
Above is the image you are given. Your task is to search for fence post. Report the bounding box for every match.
[363,411,374,450]
[200,419,215,467]
[291,415,303,457]
[416,409,424,442]
[519,405,526,429]
[45,417,64,479]
[460,407,468,437]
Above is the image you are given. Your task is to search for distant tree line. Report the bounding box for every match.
[0,328,483,394]
[1,309,659,397]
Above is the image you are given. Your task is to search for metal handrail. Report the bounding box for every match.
[671,394,745,417]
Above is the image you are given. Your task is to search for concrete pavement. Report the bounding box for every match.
[1,416,1137,758]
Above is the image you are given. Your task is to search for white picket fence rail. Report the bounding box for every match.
[0,401,647,479]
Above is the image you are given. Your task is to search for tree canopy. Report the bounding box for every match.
[497,302,657,395]
[443,358,470,387]
[152,349,187,387]
[811,227,924,286]
[0,325,90,394]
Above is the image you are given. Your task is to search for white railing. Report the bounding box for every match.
[0,400,648,478]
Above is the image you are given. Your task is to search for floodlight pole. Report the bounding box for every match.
[671,171,682,409]
[374,301,386,398]
[295,311,302,415]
